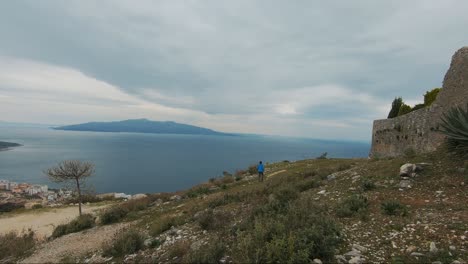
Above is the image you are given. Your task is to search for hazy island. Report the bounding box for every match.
[0,141,21,150]
[54,119,231,136]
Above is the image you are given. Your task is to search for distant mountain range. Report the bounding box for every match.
[54,119,231,136]
[0,141,21,150]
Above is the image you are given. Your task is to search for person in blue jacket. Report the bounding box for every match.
[257,161,265,182]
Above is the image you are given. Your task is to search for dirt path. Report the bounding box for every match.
[267,169,287,178]
[0,204,109,238]
[21,222,130,263]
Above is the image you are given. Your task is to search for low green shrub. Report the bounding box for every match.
[303,170,317,178]
[167,240,191,260]
[361,179,376,191]
[150,215,187,236]
[248,165,258,175]
[186,186,212,198]
[0,231,36,260]
[316,152,328,159]
[103,229,145,257]
[381,201,408,216]
[101,207,128,225]
[296,179,320,192]
[121,197,151,212]
[184,238,226,264]
[208,193,242,208]
[233,196,341,263]
[337,164,352,171]
[52,214,95,238]
[336,195,369,218]
[196,209,231,231]
[32,204,43,209]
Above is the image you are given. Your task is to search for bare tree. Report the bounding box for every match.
[45,160,95,215]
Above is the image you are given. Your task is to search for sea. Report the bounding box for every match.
[0,126,370,194]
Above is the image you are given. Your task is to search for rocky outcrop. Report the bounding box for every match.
[370,47,468,157]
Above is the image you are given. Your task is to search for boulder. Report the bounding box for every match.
[131,193,147,200]
[399,180,412,188]
[400,163,424,177]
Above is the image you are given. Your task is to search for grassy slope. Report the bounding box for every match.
[26,150,468,263]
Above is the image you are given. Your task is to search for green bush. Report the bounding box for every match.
[103,229,144,257]
[397,103,412,116]
[381,201,408,216]
[361,179,376,191]
[248,165,258,175]
[186,186,212,198]
[412,103,426,111]
[208,193,242,208]
[296,179,320,192]
[336,195,369,218]
[316,152,328,159]
[101,207,128,225]
[32,204,43,209]
[196,209,231,231]
[0,231,36,260]
[150,216,175,236]
[424,88,441,106]
[52,214,95,238]
[233,197,341,263]
[440,103,468,156]
[184,238,226,264]
[121,198,151,212]
[388,97,403,118]
[404,148,417,158]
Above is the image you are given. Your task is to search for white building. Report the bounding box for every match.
[0,180,9,190]
[27,185,48,195]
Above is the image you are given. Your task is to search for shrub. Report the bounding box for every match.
[337,163,352,171]
[184,238,226,264]
[208,193,242,208]
[381,201,408,216]
[167,240,191,260]
[336,195,369,218]
[397,103,412,116]
[32,204,43,209]
[388,97,403,118]
[150,216,175,236]
[121,197,151,212]
[196,209,231,231]
[100,207,128,225]
[0,202,24,213]
[316,152,328,159]
[412,103,426,111]
[296,179,320,192]
[361,179,376,191]
[234,169,247,177]
[0,231,36,260]
[248,165,258,175]
[233,197,341,263]
[440,103,468,156]
[424,88,441,106]
[404,148,417,158]
[103,229,144,257]
[303,170,317,178]
[186,186,212,198]
[52,214,95,238]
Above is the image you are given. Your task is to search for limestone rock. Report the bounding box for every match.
[399,180,412,188]
[131,193,147,200]
[400,163,423,177]
[313,259,322,264]
[430,242,438,253]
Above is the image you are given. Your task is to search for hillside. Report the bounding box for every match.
[3,149,466,263]
[0,141,21,150]
[54,119,230,136]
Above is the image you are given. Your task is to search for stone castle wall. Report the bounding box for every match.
[370,47,468,157]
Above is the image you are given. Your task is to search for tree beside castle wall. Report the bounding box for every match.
[370,47,468,157]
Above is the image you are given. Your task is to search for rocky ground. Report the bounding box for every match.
[6,150,467,263]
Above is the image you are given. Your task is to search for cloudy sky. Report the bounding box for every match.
[1,1,467,141]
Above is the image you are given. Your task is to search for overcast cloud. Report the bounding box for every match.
[1,0,467,140]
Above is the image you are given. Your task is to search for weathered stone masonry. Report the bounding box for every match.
[370,47,468,157]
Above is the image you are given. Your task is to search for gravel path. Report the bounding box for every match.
[0,204,109,239]
[21,222,130,263]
